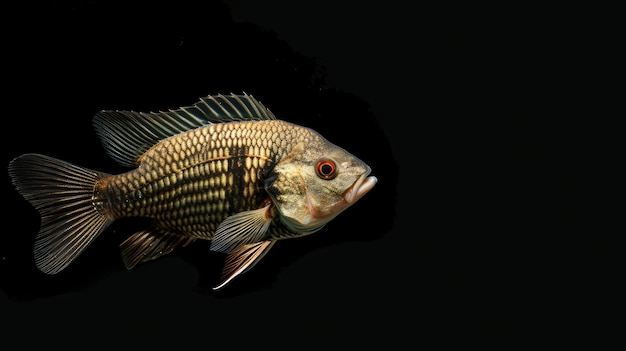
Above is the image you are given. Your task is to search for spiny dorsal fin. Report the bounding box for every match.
[93,93,276,168]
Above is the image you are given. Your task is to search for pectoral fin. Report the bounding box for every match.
[213,240,276,291]
[210,205,273,254]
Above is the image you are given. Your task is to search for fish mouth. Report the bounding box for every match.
[343,171,378,204]
[291,170,377,230]
[303,172,377,225]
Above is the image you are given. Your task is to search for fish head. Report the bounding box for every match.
[265,132,377,234]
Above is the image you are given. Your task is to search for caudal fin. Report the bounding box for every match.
[8,153,114,274]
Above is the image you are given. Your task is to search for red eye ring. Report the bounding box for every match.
[315,159,337,180]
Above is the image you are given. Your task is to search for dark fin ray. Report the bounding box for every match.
[120,229,195,269]
[213,240,276,291]
[93,93,276,167]
[209,205,273,254]
[8,153,114,274]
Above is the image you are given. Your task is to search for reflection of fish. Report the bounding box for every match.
[8,93,377,290]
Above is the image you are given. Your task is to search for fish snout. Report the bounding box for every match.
[343,174,377,204]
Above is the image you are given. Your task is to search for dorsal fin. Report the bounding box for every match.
[92,93,276,167]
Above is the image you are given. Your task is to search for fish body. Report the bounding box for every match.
[8,93,377,290]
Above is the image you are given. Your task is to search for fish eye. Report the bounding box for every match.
[315,159,337,180]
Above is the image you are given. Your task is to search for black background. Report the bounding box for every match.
[1,0,624,348]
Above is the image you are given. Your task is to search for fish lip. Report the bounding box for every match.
[343,169,377,204]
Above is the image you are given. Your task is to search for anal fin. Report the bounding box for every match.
[120,229,194,269]
[213,240,276,291]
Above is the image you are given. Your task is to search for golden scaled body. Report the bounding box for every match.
[95,120,307,239]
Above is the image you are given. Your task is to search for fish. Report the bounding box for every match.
[8,93,377,290]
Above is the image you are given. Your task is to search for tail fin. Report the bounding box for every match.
[8,153,114,274]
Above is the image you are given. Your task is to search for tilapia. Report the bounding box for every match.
[8,93,377,290]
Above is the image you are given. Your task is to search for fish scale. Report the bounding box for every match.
[95,120,308,239]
